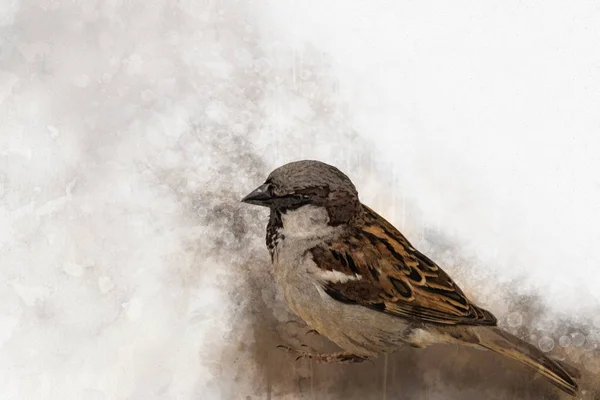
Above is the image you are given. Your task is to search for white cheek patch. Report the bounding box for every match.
[315,269,362,283]
[280,205,336,239]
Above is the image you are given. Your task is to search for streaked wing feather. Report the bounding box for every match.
[309,204,497,326]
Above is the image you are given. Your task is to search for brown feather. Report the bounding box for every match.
[309,204,497,326]
[476,327,579,396]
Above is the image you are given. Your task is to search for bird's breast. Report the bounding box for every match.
[272,250,330,332]
[271,240,408,357]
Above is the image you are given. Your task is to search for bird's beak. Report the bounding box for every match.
[241,183,273,207]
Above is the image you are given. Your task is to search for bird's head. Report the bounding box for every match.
[241,160,362,226]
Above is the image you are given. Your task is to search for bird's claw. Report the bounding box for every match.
[276,345,368,364]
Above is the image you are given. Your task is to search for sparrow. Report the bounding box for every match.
[241,160,580,396]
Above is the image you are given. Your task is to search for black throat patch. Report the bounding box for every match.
[266,208,284,261]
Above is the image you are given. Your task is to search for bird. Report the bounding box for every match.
[241,160,580,396]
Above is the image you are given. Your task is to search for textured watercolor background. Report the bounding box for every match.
[1,1,600,399]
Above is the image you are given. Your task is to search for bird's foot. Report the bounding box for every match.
[282,320,319,335]
[284,320,306,327]
[276,345,367,364]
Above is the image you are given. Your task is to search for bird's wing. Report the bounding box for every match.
[309,204,497,326]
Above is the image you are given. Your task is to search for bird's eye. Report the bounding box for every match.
[302,194,310,199]
[264,182,275,195]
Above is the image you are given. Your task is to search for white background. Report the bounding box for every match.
[1,1,599,399]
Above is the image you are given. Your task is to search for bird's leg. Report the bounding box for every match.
[276,346,367,364]
[312,352,367,364]
[283,320,320,337]
[283,320,306,328]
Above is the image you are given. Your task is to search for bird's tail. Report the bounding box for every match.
[473,327,580,396]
